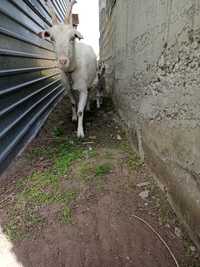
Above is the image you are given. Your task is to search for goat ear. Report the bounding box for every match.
[74,30,84,40]
[38,30,51,39]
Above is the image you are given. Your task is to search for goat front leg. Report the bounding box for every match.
[77,91,88,138]
[61,70,77,122]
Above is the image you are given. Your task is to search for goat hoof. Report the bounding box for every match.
[72,116,77,122]
[77,131,85,138]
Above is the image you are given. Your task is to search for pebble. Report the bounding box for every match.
[117,134,122,140]
[190,246,196,252]
[158,54,165,67]
[175,227,182,238]
[139,190,149,200]
[89,136,97,140]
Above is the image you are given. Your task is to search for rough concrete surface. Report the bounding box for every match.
[99,0,200,248]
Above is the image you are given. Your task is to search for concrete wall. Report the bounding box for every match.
[99,0,200,248]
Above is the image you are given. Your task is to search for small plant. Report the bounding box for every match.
[95,163,112,176]
[52,127,65,137]
[79,162,112,183]
[4,220,23,241]
[121,142,143,169]
[82,149,97,159]
[59,207,72,224]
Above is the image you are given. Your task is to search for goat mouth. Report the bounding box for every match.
[59,63,70,71]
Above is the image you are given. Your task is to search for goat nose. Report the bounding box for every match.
[59,58,68,65]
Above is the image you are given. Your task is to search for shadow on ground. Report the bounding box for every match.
[0,97,199,267]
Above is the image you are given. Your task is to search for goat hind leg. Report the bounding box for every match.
[86,98,91,111]
[96,90,101,109]
[86,89,91,111]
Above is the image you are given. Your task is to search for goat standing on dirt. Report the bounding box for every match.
[38,0,97,138]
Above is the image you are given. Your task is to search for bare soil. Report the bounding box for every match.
[0,97,199,267]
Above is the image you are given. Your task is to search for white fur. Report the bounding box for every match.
[39,23,97,138]
[0,226,23,267]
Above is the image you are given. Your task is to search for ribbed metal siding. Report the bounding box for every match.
[0,0,68,175]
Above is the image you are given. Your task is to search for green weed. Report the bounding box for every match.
[52,127,65,137]
[4,140,83,240]
[59,206,72,224]
[95,163,112,176]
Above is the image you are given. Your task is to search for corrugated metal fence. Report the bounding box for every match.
[0,0,68,175]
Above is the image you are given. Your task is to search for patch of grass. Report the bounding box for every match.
[4,141,83,240]
[80,162,112,181]
[5,190,75,241]
[59,206,72,224]
[4,220,25,241]
[95,163,112,176]
[56,190,78,205]
[127,156,143,169]
[4,208,45,241]
[55,151,82,176]
[121,142,143,169]
[78,162,112,191]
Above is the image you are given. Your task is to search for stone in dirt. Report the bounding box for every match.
[139,190,150,200]
[190,246,196,252]
[117,134,122,140]
[175,227,182,238]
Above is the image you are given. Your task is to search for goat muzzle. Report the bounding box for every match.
[59,58,69,66]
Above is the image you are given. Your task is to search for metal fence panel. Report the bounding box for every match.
[0,0,68,175]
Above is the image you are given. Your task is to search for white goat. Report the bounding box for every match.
[38,0,97,138]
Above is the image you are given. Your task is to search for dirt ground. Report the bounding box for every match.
[0,97,199,267]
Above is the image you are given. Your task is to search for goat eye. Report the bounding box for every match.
[50,36,55,42]
[44,31,51,38]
